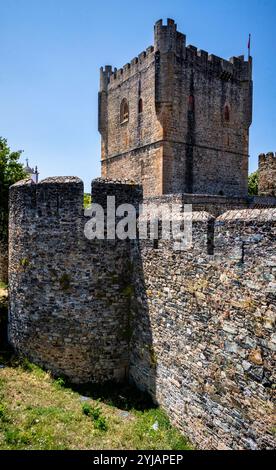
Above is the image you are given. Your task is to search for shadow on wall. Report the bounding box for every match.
[128,207,276,450]
[129,238,156,401]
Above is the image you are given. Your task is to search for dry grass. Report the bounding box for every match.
[0,283,191,450]
[0,283,7,300]
[0,356,192,450]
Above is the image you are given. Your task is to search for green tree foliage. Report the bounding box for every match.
[248,170,259,196]
[83,193,92,209]
[0,137,27,242]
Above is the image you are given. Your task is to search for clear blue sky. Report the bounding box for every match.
[1,0,275,191]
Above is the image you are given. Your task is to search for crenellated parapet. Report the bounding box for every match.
[102,46,155,89]
[259,151,276,164]
[258,152,276,197]
[9,176,84,223]
[100,18,252,90]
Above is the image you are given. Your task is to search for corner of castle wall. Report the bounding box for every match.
[154,18,186,54]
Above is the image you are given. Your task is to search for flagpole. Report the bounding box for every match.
[248,33,251,60]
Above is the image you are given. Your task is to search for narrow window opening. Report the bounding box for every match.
[120,99,129,123]
[138,98,143,114]
[224,105,230,122]
[188,95,194,112]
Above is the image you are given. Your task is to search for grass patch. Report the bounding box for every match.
[0,352,192,450]
[0,285,8,347]
[82,402,108,431]
[0,282,8,292]
[129,408,191,450]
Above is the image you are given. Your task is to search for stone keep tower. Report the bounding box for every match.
[99,19,253,197]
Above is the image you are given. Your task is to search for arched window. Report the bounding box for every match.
[120,99,129,123]
[188,95,194,112]
[224,104,230,122]
[138,98,143,114]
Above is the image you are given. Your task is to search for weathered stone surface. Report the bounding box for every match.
[5,17,276,452]
[248,349,263,365]
[8,177,142,384]
[7,181,276,451]
[130,207,276,450]
[259,152,276,197]
[99,20,252,197]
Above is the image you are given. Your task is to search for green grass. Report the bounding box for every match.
[82,402,108,431]
[0,286,8,347]
[0,283,7,301]
[0,354,192,450]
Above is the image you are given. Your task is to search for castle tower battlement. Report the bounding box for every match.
[259,152,276,197]
[100,19,251,88]
[98,19,253,197]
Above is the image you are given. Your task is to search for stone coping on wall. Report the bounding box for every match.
[144,192,249,203]
[11,176,83,188]
[39,176,83,185]
[139,209,214,222]
[92,177,140,187]
[11,178,35,187]
[217,208,276,222]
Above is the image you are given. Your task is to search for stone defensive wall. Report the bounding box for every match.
[130,207,276,450]
[142,192,276,217]
[8,177,141,383]
[8,178,276,450]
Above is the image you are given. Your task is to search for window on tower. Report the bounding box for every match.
[224,104,230,122]
[120,99,129,123]
[138,98,143,114]
[188,95,194,112]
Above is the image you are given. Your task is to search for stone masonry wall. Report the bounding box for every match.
[130,208,276,449]
[99,47,164,196]
[259,152,276,197]
[143,193,276,218]
[143,193,249,217]
[8,178,276,449]
[8,177,141,383]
